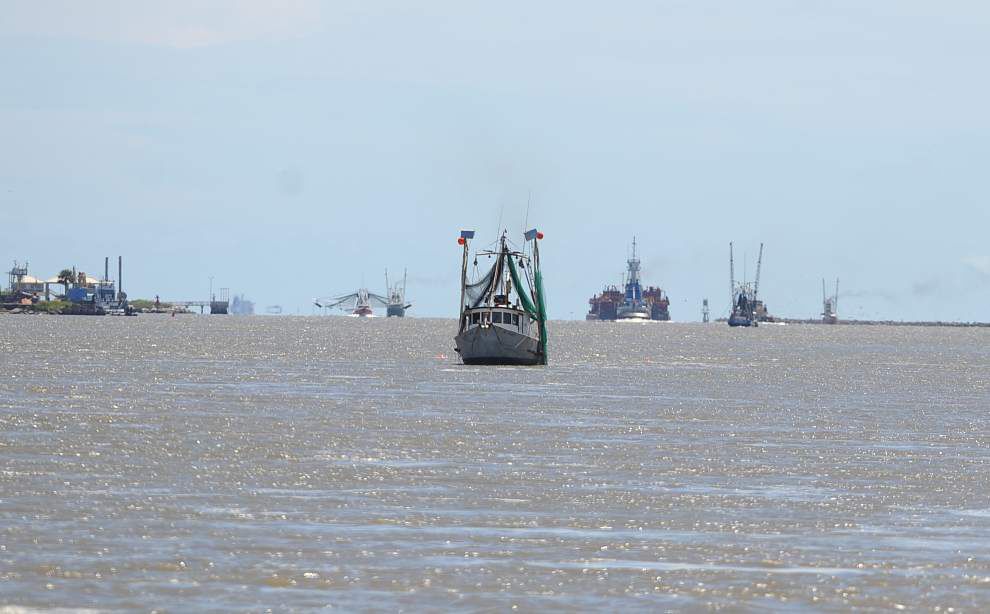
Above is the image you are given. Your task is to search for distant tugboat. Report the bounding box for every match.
[454,229,547,365]
[587,238,670,321]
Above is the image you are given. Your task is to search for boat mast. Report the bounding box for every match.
[834,278,839,316]
[460,241,469,312]
[458,230,473,331]
[729,242,735,309]
[496,232,509,306]
[533,234,541,273]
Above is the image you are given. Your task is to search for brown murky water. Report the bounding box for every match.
[1,315,989,610]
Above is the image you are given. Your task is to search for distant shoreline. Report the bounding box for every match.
[717,317,990,328]
[2,305,988,327]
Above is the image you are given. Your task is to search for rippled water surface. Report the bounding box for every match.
[2,315,989,610]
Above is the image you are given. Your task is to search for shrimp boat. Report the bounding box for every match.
[728,242,764,327]
[385,268,412,317]
[454,229,548,365]
[314,288,386,317]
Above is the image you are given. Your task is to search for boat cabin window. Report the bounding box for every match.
[512,313,519,326]
[471,312,480,324]
[493,312,503,324]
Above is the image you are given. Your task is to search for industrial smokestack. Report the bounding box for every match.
[118,256,122,300]
[104,257,109,281]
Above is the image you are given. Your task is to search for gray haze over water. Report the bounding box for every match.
[2,315,989,609]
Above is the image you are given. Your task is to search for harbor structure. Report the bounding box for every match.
[168,281,237,314]
[454,229,547,365]
[822,278,839,324]
[207,277,229,314]
[210,288,230,314]
[586,238,671,321]
[63,256,134,315]
[702,298,710,323]
[3,262,40,304]
[2,261,71,302]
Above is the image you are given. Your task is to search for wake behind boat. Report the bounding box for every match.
[454,229,548,366]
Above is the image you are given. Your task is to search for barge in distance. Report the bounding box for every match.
[587,238,670,321]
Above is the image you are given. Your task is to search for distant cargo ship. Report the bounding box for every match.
[587,238,670,321]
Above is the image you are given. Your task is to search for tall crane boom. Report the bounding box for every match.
[729,242,735,307]
[754,243,764,301]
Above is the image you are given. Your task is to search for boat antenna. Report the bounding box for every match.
[523,190,532,234]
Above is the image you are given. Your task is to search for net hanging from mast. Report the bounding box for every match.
[464,261,497,308]
[507,255,538,318]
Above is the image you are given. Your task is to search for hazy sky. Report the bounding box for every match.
[2,1,989,320]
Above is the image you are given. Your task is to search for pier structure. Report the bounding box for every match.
[168,292,230,314]
[210,287,230,314]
